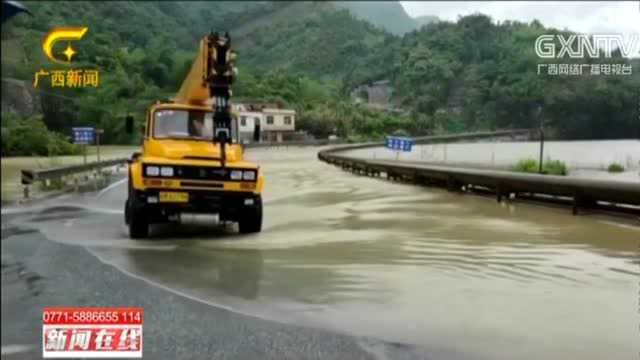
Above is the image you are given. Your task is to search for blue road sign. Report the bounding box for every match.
[385,136,413,152]
[72,127,95,144]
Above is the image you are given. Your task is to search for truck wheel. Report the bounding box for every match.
[238,201,262,234]
[125,171,133,225]
[129,209,149,239]
[124,200,130,225]
[127,199,149,239]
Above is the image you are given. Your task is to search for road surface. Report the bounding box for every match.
[2,147,638,360]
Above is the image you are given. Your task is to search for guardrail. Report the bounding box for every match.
[241,132,529,149]
[318,130,640,216]
[243,139,343,148]
[21,158,128,185]
[18,139,337,186]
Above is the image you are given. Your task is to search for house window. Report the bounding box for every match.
[284,116,292,125]
[266,116,274,125]
[240,116,247,126]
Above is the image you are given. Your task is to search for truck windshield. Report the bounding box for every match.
[154,109,214,140]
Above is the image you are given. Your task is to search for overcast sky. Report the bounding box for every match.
[400,1,639,35]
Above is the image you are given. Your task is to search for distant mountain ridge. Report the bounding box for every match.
[413,15,439,28]
[334,1,438,34]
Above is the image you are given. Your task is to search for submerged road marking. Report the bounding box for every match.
[96,177,127,198]
[1,344,35,355]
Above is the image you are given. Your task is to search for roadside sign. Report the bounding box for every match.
[72,127,95,144]
[385,136,413,152]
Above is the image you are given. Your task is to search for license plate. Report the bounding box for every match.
[159,191,189,203]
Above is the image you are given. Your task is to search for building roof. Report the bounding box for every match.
[262,108,295,115]
[238,110,264,116]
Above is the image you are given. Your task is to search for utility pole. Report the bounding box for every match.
[96,128,104,162]
[536,102,544,174]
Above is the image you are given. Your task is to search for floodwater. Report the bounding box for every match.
[344,139,640,182]
[4,147,639,360]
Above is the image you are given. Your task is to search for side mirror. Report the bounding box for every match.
[125,115,134,134]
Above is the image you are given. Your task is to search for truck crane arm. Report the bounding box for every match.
[174,32,237,165]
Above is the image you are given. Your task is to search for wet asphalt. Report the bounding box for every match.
[1,215,430,360]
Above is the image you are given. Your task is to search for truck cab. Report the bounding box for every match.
[124,100,264,238]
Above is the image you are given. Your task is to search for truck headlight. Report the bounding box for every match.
[230,170,243,180]
[146,166,159,176]
[243,170,256,181]
[160,166,174,177]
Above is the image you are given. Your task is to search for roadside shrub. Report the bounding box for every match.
[513,158,538,173]
[1,113,81,156]
[607,162,625,173]
[543,159,568,176]
[47,131,82,156]
[38,178,66,191]
[513,158,568,176]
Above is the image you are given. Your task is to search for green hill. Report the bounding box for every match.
[2,1,638,146]
[334,1,417,35]
[2,1,392,143]
[235,5,393,80]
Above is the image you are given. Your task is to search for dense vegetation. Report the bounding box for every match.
[1,112,80,156]
[385,16,640,139]
[1,1,638,156]
[237,8,394,80]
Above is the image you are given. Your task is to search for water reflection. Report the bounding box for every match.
[124,245,263,300]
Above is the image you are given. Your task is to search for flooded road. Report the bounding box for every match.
[344,139,640,182]
[5,147,639,360]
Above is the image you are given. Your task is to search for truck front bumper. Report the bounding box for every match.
[130,188,261,223]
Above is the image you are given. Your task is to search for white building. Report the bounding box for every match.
[233,103,296,143]
[260,108,295,142]
[238,111,263,143]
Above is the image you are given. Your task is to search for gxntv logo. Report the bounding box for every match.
[535,34,640,59]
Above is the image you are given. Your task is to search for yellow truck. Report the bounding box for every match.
[124,32,263,238]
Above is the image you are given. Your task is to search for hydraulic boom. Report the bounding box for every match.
[175,32,237,166]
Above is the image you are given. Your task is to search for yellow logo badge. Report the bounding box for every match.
[34,26,100,88]
[42,26,88,64]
